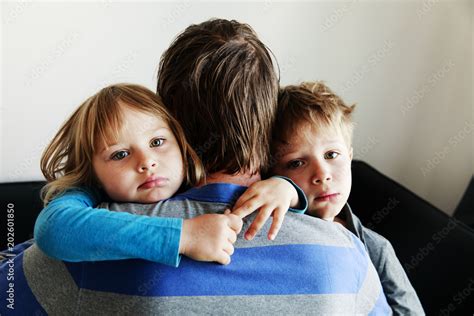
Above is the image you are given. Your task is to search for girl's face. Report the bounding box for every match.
[92,104,184,203]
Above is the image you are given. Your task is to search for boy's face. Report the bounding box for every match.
[273,122,353,221]
[92,104,184,203]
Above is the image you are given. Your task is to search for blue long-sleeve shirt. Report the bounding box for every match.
[34,188,183,266]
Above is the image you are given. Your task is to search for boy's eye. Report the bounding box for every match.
[287,160,304,169]
[150,138,164,147]
[111,150,129,161]
[324,151,339,159]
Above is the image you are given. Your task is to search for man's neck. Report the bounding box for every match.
[199,170,261,187]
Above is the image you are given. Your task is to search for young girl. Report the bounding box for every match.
[35,83,305,267]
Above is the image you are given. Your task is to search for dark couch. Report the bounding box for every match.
[348,161,474,315]
[1,160,473,315]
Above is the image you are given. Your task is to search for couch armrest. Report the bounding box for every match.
[348,160,474,315]
[0,181,45,250]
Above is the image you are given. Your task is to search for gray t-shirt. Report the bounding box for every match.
[98,183,391,315]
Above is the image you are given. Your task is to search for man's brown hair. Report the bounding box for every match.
[157,18,279,175]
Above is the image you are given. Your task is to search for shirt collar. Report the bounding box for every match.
[172,183,247,204]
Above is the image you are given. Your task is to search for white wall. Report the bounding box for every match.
[1,1,472,215]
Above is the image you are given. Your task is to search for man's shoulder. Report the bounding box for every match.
[264,212,358,248]
[0,242,76,315]
[103,183,245,218]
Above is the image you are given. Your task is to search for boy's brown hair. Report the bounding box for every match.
[157,18,279,175]
[273,82,355,154]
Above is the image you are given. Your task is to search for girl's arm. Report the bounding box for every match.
[34,188,241,266]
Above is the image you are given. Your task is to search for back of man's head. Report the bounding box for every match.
[157,18,279,175]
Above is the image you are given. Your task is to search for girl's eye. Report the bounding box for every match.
[287,160,304,169]
[324,151,339,159]
[150,138,164,147]
[111,151,129,161]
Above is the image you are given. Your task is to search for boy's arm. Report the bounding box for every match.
[273,176,308,214]
[362,227,425,315]
[34,189,242,266]
[232,176,308,240]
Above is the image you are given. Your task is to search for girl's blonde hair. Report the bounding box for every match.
[41,83,204,205]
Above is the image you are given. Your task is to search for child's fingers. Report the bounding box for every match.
[233,191,256,211]
[226,213,243,234]
[244,205,274,240]
[222,242,235,256]
[232,198,262,218]
[227,230,237,244]
[216,251,231,265]
[267,207,285,240]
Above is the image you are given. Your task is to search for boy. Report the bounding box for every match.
[271,81,425,315]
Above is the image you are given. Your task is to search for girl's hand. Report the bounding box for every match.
[180,211,243,265]
[231,177,299,241]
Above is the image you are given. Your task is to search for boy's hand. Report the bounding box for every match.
[179,211,243,265]
[231,177,299,241]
